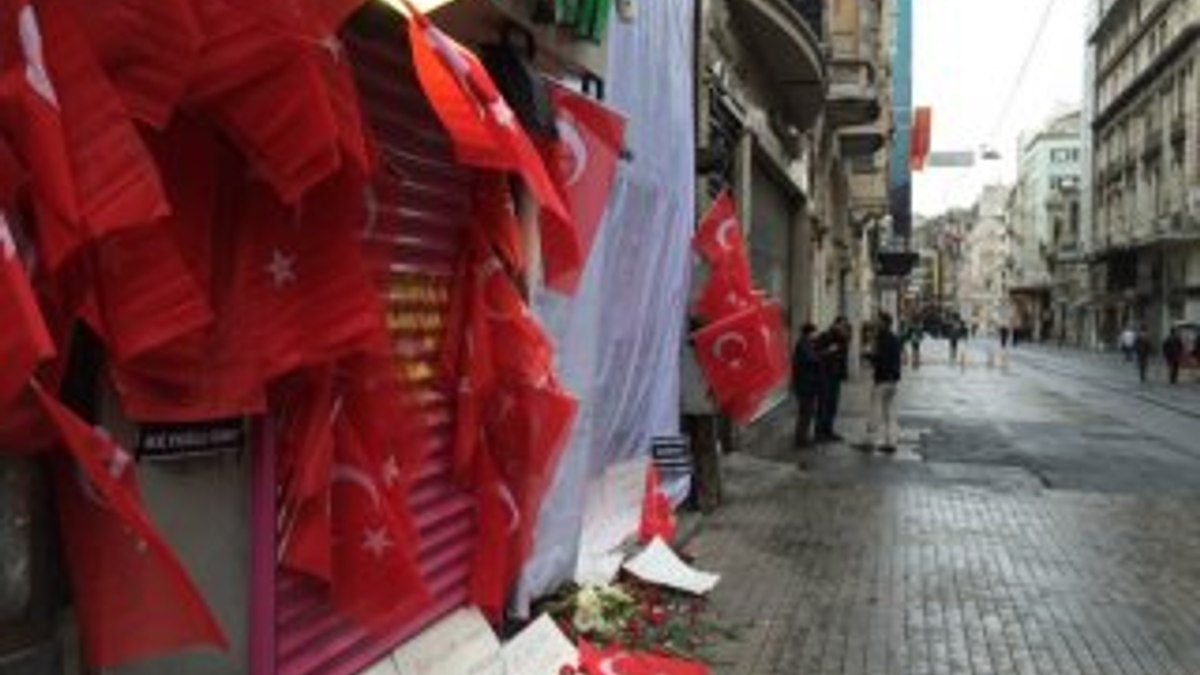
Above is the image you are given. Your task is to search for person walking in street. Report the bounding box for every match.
[1120,325,1136,361]
[791,323,824,449]
[907,324,923,370]
[948,322,961,364]
[865,312,903,454]
[1134,325,1152,383]
[1163,327,1184,385]
[815,316,850,443]
[999,325,1010,349]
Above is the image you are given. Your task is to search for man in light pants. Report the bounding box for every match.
[865,312,903,454]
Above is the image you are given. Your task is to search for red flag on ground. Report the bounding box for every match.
[638,463,677,545]
[30,386,227,668]
[692,191,751,284]
[0,212,54,407]
[539,84,626,294]
[578,640,711,675]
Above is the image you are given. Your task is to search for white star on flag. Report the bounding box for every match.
[362,526,394,559]
[320,35,344,62]
[267,249,297,289]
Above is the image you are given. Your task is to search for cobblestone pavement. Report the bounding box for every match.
[691,342,1200,675]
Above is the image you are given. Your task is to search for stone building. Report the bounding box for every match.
[1089,0,1200,346]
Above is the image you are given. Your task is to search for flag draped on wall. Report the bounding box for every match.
[688,192,790,424]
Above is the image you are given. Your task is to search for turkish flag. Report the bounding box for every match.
[692,265,756,323]
[910,106,932,171]
[0,0,168,269]
[474,172,525,275]
[691,302,788,421]
[0,135,25,207]
[104,119,267,422]
[0,212,54,408]
[58,0,202,129]
[404,3,569,226]
[540,84,626,294]
[693,191,751,284]
[187,0,349,203]
[579,641,711,675]
[31,386,227,669]
[638,463,676,545]
[330,389,430,628]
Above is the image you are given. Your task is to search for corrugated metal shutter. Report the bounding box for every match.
[274,25,479,675]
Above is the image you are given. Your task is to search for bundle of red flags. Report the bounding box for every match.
[638,463,677,544]
[689,192,790,423]
[0,0,443,666]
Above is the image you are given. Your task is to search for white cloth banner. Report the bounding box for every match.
[515,0,696,615]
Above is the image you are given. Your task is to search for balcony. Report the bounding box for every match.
[837,118,886,158]
[729,0,827,131]
[826,52,880,128]
[848,167,888,222]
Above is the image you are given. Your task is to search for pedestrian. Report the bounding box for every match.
[791,323,823,449]
[865,312,903,454]
[1163,327,1184,385]
[999,326,1010,349]
[948,323,961,363]
[1120,325,1136,361]
[908,324,923,370]
[815,316,850,443]
[1134,325,1152,383]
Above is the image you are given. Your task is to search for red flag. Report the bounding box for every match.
[691,302,787,421]
[30,386,227,668]
[540,84,626,294]
[693,191,751,284]
[579,641,711,675]
[404,4,569,226]
[58,0,202,129]
[2,0,168,266]
[0,212,53,407]
[692,265,756,323]
[329,399,430,627]
[638,463,676,545]
[910,106,932,171]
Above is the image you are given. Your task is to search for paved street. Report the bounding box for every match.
[692,340,1200,675]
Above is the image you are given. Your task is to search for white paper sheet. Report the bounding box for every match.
[500,615,578,675]
[391,608,503,675]
[622,537,720,595]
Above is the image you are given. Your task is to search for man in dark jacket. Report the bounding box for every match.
[866,312,903,454]
[1134,325,1152,383]
[791,323,823,449]
[815,316,850,442]
[1163,327,1184,385]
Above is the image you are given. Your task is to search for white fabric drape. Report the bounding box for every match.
[514,0,696,614]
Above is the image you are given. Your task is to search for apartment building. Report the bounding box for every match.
[1089,0,1200,345]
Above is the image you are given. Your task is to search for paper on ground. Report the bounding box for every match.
[622,536,720,595]
[391,607,503,675]
[500,614,578,675]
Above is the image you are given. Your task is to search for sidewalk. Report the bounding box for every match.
[685,369,1200,674]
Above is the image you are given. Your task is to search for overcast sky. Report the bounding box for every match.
[912,0,1090,217]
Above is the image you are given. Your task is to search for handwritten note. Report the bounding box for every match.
[500,615,578,675]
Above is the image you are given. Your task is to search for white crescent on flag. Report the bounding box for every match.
[18,5,58,108]
[716,217,739,251]
[0,214,16,259]
[496,483,520,535]
[597,654,632,675]
[331,464,384,512]
[556,114,590,187]
[712,332,749,370]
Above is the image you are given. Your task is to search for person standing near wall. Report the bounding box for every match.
[815,316,850,443]
[791,324,824,449]
[1134,325,1152,383]
[1163,327,1184,385]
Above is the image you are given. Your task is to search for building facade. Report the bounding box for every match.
[958,185,1015,336]
[1008,111,1083,341]
[1089,0,1200,347]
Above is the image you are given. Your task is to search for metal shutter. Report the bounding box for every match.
[273,25,479,675]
